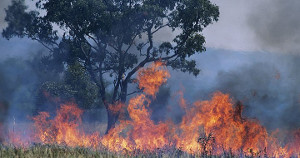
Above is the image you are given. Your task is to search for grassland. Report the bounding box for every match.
[0,145,115,158]
[0,145,211,158]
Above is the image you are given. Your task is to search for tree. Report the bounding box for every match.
[35,61,99,113]
[2,0,219,133]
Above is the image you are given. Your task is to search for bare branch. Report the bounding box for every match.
[146,26,154,58]
[127,89,143,96]
[160,54,177,61]
[138,41,149,56]
[86,34,98,45]
[107,43,119,52]
[80,44,90,59]
[151,23,170,35]
[84,36,99,52]
[32,37,55,53]
[124,33,139,54]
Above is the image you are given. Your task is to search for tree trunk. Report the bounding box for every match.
[120,82,128,103]
[105,82,128,134]
[105,107,119,134]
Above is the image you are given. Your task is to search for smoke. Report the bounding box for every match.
[1,0,300,143]
[160,0,300,131]
[213,54,300,130]
[0,57,40,142]
[248,0,300,54]
[0,0,53,140]
[166,50,300,131]
[219,0,300,129]
[0,0,12,30]
[0,58,40,120]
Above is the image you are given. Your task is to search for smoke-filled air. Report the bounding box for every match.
[1,0,300,157]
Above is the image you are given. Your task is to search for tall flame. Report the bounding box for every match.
[176,92,282,156]
[5,61,300,157]
[137,62,170,96]
[102,62,172,152]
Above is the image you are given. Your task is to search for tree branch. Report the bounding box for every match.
[146,26,154,59]
[127,89,143,96]
[151,23,170,35]
[124,25,154,82]
[32,37,55,53]
[84,35,99,52]
[124,33,139,54]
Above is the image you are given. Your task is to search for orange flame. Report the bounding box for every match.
[176,92,271,156]
[102,62,172,152]
[32,103,100,149]
[137,61,170,96]
[5,61,300,157]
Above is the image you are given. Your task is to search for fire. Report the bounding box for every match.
[137,61,170,96]
[108,102,125,115]
[102,94,172,152]
[176,92,269,155]
[102,62,172,152]
[32,103,100,149]
[4,61,300,157]
[284,130,300,157]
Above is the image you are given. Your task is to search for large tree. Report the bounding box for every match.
[2,0,219,133]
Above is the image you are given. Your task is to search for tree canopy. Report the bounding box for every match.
[2,0,219,132]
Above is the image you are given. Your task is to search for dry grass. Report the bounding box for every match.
[0,145,117,158]
[0,145,218,158]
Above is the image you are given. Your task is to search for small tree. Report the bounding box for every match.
[2,0,219,133]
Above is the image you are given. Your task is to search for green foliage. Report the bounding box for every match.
[2,0,219,127]
[3,0,58,44]
[65,62,99,109]
[36,62,99,110]
[38,81,75,101]
[169,59,200,76]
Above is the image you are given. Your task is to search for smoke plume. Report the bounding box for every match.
[170,50,300,131]
[248,0,300,54]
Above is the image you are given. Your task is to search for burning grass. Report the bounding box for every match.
[0,145,116,158]
[0,144,246,158]
[2,61,300,157]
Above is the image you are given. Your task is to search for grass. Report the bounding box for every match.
[0,145,210,158]
[0,144,236,158]
[0,145,118,158]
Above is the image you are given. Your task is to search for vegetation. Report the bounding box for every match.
[2,0,219,133]
[0,144,237,158]
[0,145,116,158]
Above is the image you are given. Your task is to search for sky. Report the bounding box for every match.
[203,0,300,54]
[1,0,300,130]
[2,0,300,54]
